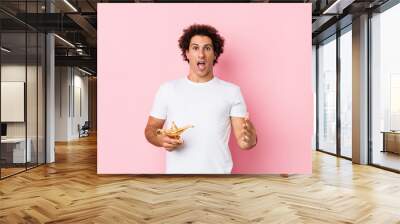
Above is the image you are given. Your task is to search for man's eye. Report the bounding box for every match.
[192,46,198,50]
[205,47,211,51]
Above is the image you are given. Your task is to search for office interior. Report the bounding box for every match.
[0,0,400,223]
[0,0,97,179]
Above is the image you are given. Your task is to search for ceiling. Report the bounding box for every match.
[0,0,393,75]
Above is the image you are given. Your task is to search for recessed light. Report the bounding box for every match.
[78,67,93,76]
[322,0,355,15]
[54,34,75,48]
[1,47,11,53]
[63,0,78,12]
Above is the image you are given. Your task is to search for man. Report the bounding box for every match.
[144,24,257,174]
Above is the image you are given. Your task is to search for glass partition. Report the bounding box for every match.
[1,31,28,177]
[317,35,337,154]
[371,3,400,171]
[0,1,46,179]
[27,31,38,169]
[38,32,45,165]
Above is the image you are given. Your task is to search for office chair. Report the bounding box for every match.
[79,121,90,138]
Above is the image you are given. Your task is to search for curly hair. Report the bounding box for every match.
[178,24,225,65]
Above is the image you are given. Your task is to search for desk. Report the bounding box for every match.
[381,131,400,154]
[1,138,31,163]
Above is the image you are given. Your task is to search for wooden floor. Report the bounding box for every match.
[373,150,400,171]
[0,167,26,178]
[1,134,400,223]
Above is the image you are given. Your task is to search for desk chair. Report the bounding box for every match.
[79,121,90,138]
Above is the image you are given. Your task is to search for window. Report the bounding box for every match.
[317,35,337,154]
[339,27,352,158]
[371,2,400,171]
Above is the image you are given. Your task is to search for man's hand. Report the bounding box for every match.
[145,116,184,152]
[156,135,183,152]
[239,117,257,149]
[231,114,257,150]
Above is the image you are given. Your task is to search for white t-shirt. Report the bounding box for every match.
[150,76,247,174]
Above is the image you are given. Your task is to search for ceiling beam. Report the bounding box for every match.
[67,13,97,46]
[55,55,96,69]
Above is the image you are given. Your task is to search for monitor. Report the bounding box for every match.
[1,123,7,137]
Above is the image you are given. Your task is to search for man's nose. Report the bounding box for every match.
[199,50,205,58]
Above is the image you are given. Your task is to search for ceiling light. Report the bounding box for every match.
[78,67,93,76]
[54,34,75,48]
[1,47,11,53]
[63,0,78,12]
[322,0,354,15]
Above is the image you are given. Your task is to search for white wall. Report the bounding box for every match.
[72,73,89,138]
[55,66,70,141]
[55,67,89,141]
[1,65,26,132]
[1,65,42,137]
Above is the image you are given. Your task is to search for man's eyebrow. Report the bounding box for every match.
[190,43,213,47]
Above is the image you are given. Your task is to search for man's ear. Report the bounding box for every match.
[185,50,189,60]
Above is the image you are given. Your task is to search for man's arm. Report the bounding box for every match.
[231,116,257,150]
[144,116,183,151]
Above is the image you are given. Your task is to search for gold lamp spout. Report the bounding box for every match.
[156,122,194,139]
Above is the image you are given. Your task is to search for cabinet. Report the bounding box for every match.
[382,131,400,154]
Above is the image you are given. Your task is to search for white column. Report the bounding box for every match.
[46,33,55,163]
[45,1,55,163]
[352,14,369,164]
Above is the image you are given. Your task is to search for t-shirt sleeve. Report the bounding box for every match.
[230,87,248,117]
[150,84,169,119]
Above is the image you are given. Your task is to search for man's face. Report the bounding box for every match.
[185,35,216,78]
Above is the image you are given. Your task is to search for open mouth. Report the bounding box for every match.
[197,61,206,71]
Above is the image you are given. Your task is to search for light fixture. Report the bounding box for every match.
[54,34,75,48]
[63,0,78,12]
[322,0,355,15]
[1,47,11,53]
[78,67,93,76]
[76,48,86,55]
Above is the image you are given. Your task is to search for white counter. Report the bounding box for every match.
[1,138,32,163]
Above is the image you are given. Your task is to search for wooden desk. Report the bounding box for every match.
[381,131,400,154]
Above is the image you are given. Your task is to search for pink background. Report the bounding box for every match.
[98,3,312,174]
